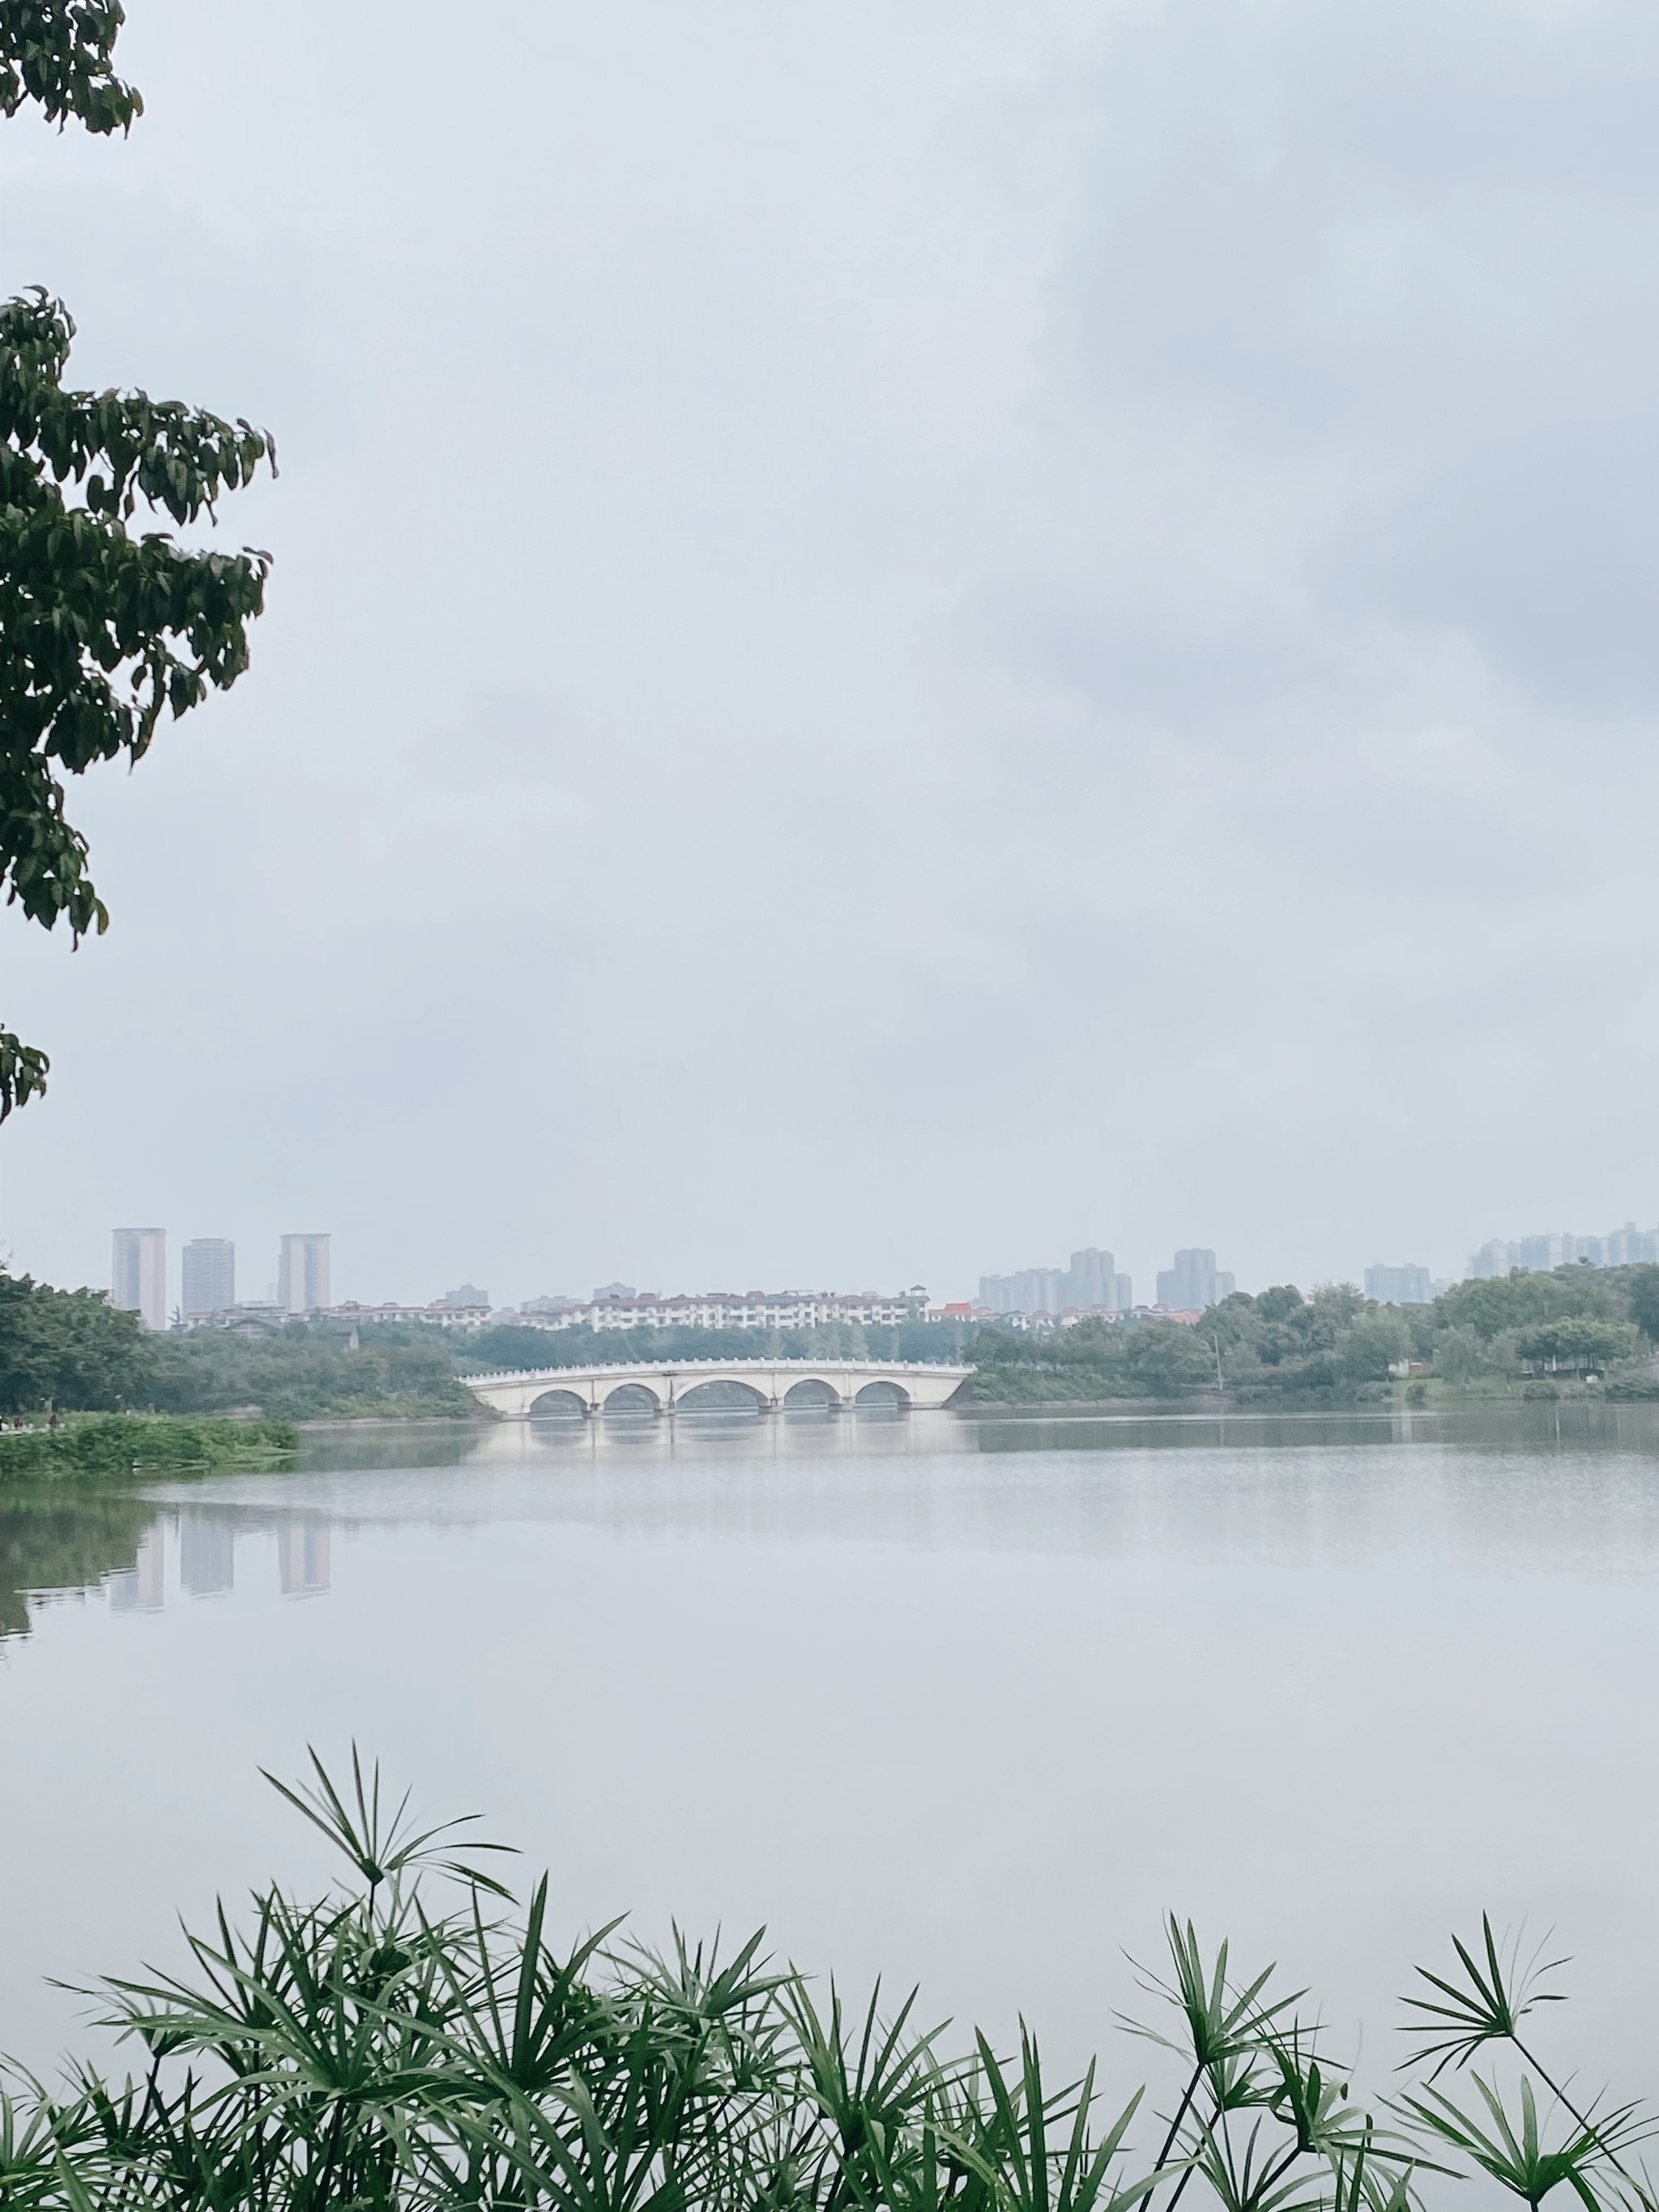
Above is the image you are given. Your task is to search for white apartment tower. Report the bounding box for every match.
[112,1227,167,1331]
[181,1237,236,1317]
[278,1233,331,1314]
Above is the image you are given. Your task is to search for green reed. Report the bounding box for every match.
[0,1754,1648,2212]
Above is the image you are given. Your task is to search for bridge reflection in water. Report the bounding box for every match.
[457,1357,975,1420]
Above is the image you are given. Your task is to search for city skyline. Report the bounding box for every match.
[83,1205,1659,1332]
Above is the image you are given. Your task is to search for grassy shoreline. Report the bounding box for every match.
[964,1377,1659,1409]
[0,1411,299,1480]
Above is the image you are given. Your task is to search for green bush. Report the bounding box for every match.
[0,1412,297,1480]
[1605,1373,1659,1401]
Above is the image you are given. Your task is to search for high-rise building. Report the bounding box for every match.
[1155,1249,1235,1311]
[1364,1263,1431,1305]
[112,1228,167,1331]
[1516,1232,1566,1273]
[1469,1223,1659,1276]
[1067,1248,1132,1311]
[980,1250,1133,1317]
[278,1233,331,1314]
[181,1237,235,1317]
[979,1267,1065,1315]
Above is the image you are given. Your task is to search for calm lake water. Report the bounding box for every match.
[5,1402,1659,2113]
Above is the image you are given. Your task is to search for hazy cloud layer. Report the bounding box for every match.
[4,0,1657,1306]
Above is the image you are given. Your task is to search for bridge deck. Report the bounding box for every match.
[457,1356,975,1416]
[457,1358,974,1381]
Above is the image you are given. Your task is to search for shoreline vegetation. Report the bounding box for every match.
[966,1267,1659,1408]
[0,1412,299,1481]
[2,1264,1656,1427]
[1,1750,1648,2212]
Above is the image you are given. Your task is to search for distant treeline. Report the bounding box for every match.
[0,1282,973,1420]
[3,1266,1655,1417]
[970,1266,1659,1403]
[0,1274,475,1420]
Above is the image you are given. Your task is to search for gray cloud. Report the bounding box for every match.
[2,0,1657,1308]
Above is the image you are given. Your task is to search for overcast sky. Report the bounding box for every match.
[4,0,1658,1310]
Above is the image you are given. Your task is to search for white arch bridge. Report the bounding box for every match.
[458,1357,975,1419]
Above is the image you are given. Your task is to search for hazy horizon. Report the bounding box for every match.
[5,0,1657,1308]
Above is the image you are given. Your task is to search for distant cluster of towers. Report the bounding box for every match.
[977,1245,1236,1320]
[110,1229,331,1330]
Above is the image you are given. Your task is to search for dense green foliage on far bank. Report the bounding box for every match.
[145,1323,479,1421]
[0,1272,970,1419]
[0,1412,298,1480]
[2,1750,1649,2212]
[0,1273,479,1419]
[969,1265,1659,1405]
[0,1269,150,1411]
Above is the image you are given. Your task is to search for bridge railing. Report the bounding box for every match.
[457,1356,975,1385]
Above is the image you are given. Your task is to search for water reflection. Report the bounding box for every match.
[8,1401,1659,2103]
[0,1484,157,1640]
[1,1498,334,1644]
[278,1518,330,1597]
[179,1513,236,1598]
[107,1525,164,1612]
[5,1403,1658,1646]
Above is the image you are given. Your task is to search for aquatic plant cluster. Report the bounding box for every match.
[0,1415,297,1481]
[2,1757,1650,2212]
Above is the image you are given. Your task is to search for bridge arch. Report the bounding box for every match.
[529,1386,588,1418]
[855,1378,911,1409]
[783,1377,842,1409]
[603,1381,663,1415]
[675,1378,768,1413]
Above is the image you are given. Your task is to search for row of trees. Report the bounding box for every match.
[969,1266,1659,1403]
[0,1276,475,1419]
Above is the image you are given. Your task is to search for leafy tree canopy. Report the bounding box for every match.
[0,0,140,135]
[0,1,275,1118]
[1627,1265,1659,1344]
[0,1264,151,1410]
[972,1265,1659,1403]
[1438,1268,1628,1340]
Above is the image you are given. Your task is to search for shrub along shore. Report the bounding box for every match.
[0,1411,298,1480]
